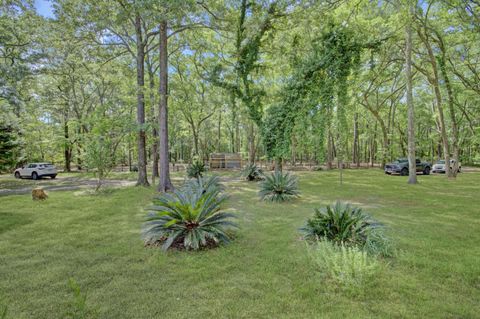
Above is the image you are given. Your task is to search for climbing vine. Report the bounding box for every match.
[262,22,364,174]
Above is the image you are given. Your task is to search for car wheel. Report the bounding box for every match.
[400,168,408,176]
[14,172,20,179]
[423,167,430,175]
[32,172,38,180]
[51,175,56,179]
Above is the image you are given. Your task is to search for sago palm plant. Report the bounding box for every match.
[183,175,224,194]
[241,163,264,181]
[258,171,300,202]
[300,201,393,256]
[187,160,207,180]
[142,185,237,251]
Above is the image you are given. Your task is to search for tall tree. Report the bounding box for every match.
[405,2,417,184]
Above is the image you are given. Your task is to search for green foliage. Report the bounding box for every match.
[0,122,21,172]
[259,171,300,202]
[306,239,381,288]
[142,180,237,251]
[182,175,224,194]
[84,136,117,191]
[262,23,363,164]
[241,163,264,181]
[300,202,393,257]
[187,160,207,180]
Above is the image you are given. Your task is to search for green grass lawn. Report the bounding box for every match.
[1,170,479,318]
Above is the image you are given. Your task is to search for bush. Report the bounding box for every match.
[187,160,207,180]
[241,163,264,181]
[307,239,380,287]
[258,171,300,202]
[300,201,393,257]
[142,181,237,251]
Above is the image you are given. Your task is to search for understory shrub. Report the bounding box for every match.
[142,177,237,251]
[306,239,381,287]
[187,160,207,180]
[241,163,264,181]
[259,171,300,202]
[300,201,393,257]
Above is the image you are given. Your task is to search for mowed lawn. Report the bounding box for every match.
[0,170,479,318]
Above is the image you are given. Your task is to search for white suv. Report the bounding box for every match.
[14,163,57,180]
[432,159,461,174]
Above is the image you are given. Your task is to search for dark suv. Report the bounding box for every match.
[385,158,431,176]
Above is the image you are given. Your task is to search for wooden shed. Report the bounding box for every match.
[209,153,242,169]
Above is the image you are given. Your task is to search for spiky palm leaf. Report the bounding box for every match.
[300,202,391,256]
[258,171,300,202]
[142,185,237,251]
[187,160,207,179]
[241,163,264,181]
[183,175,224,194]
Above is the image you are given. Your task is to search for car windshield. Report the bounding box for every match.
[393,158,408,164]
[437,160,445,164]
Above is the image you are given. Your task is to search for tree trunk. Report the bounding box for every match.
[437,35,460,177]
[76,142,82,170]
[63,119,71,172]
[192,126,199,157]
[369,110,388,169]
[405,9,417,184]
[135,14,149,187]
[230,93,236,153]
[327,131,333,170]
[147,56,159,179]
[418,24,451,177]
[157,20,174,192]
[248,122,255,164]
[353,113,360,168]
[217,111,222,151]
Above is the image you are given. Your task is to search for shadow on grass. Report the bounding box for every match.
[0,212,33,234]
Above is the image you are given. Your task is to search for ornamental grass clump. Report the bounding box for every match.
[306,239,381,287]
[300,201,393,257]
[258,171,300,202]
[142,177,237,251]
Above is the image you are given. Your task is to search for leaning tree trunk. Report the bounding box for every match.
[157,19,174,192]
[135,14,149,187]
[419,27,451,178]
[437,35,459,177]
[405,10,417,184]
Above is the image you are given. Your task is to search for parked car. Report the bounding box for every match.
[14,163,57,180]
[432,159,461,173]
[385,158,431,176]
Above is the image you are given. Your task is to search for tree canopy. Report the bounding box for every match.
[1,0,479,183]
